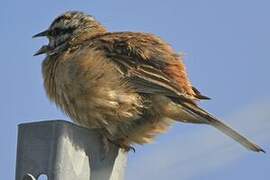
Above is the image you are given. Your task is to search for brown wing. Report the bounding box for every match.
[88,32,265,152]
[90,32,205,102]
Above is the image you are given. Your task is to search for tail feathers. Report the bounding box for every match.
[179,102,265,153]
[192,86,211,100]
[209,118,265,153]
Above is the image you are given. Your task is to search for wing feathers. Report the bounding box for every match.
[91,32,264,152]
[93,32,197,101]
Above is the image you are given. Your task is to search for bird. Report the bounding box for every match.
[33,11,265,153]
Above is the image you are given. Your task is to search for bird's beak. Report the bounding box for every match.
[32,29,49,38]
[33,29,50,56]
[34,45,50,56]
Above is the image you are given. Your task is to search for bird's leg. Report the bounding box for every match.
[120,144,136,153]
[100,136,135,161]
[108,138,136,153]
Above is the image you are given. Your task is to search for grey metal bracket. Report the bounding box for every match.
[15,120,127,180]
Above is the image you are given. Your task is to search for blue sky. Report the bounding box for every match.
[1,0,269,179]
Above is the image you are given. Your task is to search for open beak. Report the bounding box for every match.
[34,45,50,56]
[33,29,50,56]
[33,29,49,38]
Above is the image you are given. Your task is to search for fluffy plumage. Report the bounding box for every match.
[34,11,264,152]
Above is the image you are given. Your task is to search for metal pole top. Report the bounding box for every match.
[15,120,127,180]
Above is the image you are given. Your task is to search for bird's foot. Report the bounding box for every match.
[109,139,136,153]
[120,144,136,153]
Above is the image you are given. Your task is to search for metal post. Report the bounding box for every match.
[15,120,127,180]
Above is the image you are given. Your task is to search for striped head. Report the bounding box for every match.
[33,11,106,55]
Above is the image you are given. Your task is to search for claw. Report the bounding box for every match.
[124,145,136,153]
[108,139,136,153]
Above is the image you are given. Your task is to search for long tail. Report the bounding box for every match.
[175,102,265,153]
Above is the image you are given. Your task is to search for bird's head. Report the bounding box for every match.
[33,11,106,56]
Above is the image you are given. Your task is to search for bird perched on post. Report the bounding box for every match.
[33,11,264,153]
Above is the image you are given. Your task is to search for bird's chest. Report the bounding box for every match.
[42,50,142,129]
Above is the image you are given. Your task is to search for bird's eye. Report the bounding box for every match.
[64,27,75,34]
[50,28,62,36]
[49,27,75,37]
